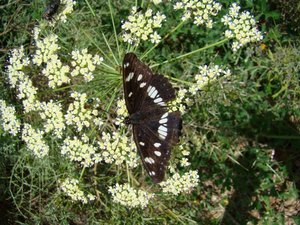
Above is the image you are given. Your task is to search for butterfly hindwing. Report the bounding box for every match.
[133,108,182,183]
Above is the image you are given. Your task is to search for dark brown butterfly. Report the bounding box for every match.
[122,53,182,183]
[43,0,61,20]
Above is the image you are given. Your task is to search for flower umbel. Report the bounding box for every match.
[174,0,222,28]
[71,49,103,82]
[108,183,154,208]
[60,178,96,204]
[61,136,101,167]
[22,123,49,158]
[47,0,76,25]
[221,3,263,52]
[115,99,128,126]
[38,100,66,138]
[189,64,231,95]
[0,100,21,136]
[160,170,199,195]
[65,92,102,132]
[99,131,138,168]
[121,7,166,45]
[6,46,30,88]
[32,34,60,66]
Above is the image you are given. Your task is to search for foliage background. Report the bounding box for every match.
[0,0,300,224]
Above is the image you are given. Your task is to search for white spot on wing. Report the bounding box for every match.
[154,97,163,103]
[147,85,153,93]
[145,157,155,164]
[126,72,134,82]
[162,113,168,118]
[158,125,168,133]
[128,92,133,97]
[147,85,158,99]
[137,74,143,81]
[139,142,145,146]
[149,171,156,176]
[124,62,129,68]
[150,89,158,99]
[158,128,167,139]
[159,117,168,124]
[140,82,146,88]
[154,143,161,148]
[154,151,161,157]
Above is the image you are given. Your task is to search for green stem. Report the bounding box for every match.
[150,38,229,68]
[84,0,95,16]
[108,0,120,60]
[168,76,194,86]
[102,31,119,65]
[141,20,186,60]
[79,167,86,180]
[101,61,117,71]
[105,82,122,111]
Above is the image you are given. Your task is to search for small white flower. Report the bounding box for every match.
[0,100,21,136]
[108,183,154,208]
[38,100,66,138]
[99,131,138,168]
[22,123,49,158]
[32,34,60,66]
[121,7,166,46]
[71,49,103,82]
[189,64,230,95]
[222,3,263,52]
[65,92,103,132]
[174,0,222,28]
[160,170,199,195]
[60,178,95,204]
[61,136,101,167]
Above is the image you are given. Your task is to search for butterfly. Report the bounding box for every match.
[43,0,61,20]
[122,53,182,183]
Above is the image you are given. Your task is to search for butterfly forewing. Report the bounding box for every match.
[122,53,182,183]
[123,53,153,114]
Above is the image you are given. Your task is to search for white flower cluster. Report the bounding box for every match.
[71,49,103,82]
[174,0,222,28]
[42,54,70,88]
[6,46,38,113]
[0,100,21,136]
[114,99,128,126]
[38,100,65,138]
[169,88,190,114]
[179,144,191,167]
[221,3,263,52]
[48,0,76,25]
[160,170,199,195]
[6,46,29,88]
[189,64,231,95]
[60,178,96,204]
[121,7,166,45]
[108,183,154,208]
[99,131,138,168]
[22,123,49,158]
[65,92,102,132]
[61,136,102,167]
[17,76,38,113]
[32,34,60,66]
